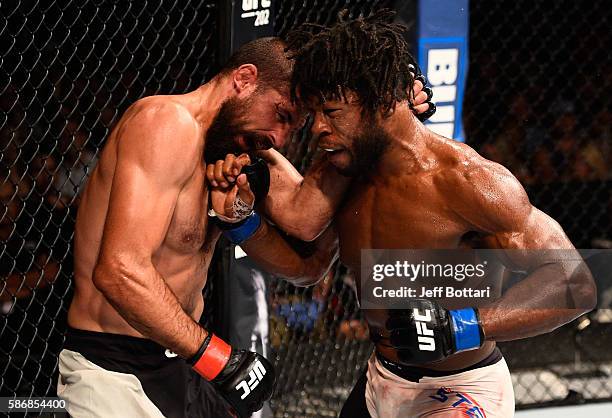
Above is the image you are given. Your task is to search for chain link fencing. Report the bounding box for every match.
[269,0,612,416]
[464,0,612,411]
[1,1,611,417]
[1,0,219,413]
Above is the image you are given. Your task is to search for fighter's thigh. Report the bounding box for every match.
[417,388,487,417]
[422,410,478,418]
[423,360,514,417]
[57,350,165,418]
[419,385,513,418]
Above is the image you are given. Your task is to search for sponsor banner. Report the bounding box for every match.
[417,0,469,142]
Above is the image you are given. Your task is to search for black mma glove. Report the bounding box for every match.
[385,299,484,364]
[409,64,437,122]
[240,157,270,203]
[189,333,276,418]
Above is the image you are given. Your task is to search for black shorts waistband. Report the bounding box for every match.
[64,327,181,372]
[376,347,502,383]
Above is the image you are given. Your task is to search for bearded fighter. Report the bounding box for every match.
[59,33,433,417]
[207,11,596,418]
[58,37,339,418]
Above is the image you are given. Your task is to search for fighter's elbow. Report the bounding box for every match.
[290,224,326,242]
[287,264,330,288]
[289,277,317,287]
[565,267,597,313]
[92,260,119,293]
[290,273,324,288]
[576,274,597,313]
[92,257,143,295]
[283,213,330,242]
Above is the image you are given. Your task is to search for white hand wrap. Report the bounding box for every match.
[208,194,254,223]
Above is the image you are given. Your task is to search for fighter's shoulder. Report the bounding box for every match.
[123,96,198,133]
[116,96,201,175]
[117,97,199,149]
[433,139,518,192]
[435,140,531,231]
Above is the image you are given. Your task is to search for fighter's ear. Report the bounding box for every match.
[232,64,258,94]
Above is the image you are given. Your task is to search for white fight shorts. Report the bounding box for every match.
[341,347,514,418]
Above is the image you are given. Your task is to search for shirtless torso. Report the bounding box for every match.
[60,40,321,417]
[336,136,500,371]
[258,100,594,372]
[69,93,219,338]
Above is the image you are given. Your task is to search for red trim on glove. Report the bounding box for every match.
[192,334,232,381]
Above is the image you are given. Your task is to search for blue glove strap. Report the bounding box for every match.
[449,308,482,352]
[223,212,261,244]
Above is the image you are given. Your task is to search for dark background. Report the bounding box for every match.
[1,0,611,417]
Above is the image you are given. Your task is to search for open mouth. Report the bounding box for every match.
[324,149,344,157]
[319,145,350,167]
[319,144,346,155]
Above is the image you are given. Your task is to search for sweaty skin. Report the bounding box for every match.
[70,94,214,357]
[68,65,335,359]
[70,54,432,359]
[207,80,432,242]
[233,97,596,371]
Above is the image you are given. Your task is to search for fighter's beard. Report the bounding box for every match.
[337,123,392,178]
[204,97,248,164]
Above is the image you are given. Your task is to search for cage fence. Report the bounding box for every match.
[1,1,611,418]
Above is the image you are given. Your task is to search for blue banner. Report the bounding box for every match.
[417,0,469,142]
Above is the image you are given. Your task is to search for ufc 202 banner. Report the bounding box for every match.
[218,0,275,64]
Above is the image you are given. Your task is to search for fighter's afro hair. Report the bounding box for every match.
[285,9,418,117]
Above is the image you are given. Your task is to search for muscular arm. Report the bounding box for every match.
[258,149,350,241]
[208,156,339,286]
[247,79,434,240]
[241,220,339,287]
[92,101,205,358]
[450,159,597,341]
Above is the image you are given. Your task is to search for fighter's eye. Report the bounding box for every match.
[275,104,293,124]
[244,136,256,149]
[323,108,340,116]
[276,111,288,123]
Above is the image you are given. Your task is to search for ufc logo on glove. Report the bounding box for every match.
[414,309,436,351]
[235,360,267,399]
